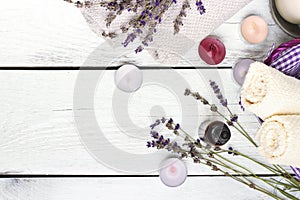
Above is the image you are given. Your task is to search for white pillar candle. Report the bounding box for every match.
[159,158,187,187]
[115,64,143,93]
[275,0,300,24]
[241,16,268,44]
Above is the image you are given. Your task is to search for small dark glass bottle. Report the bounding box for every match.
[199,121,231,146]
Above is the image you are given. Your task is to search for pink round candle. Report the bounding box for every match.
[159,158,187,187]
[198,36,226,65]
[241,16,268,44]
[233,59,255,86]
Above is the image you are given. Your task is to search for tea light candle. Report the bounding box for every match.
[275,0,300,24]
[159,158,187,187]
[198,36,226,65]
[115,64,143,93]
[241,16,268,44]
[233,59,255,86]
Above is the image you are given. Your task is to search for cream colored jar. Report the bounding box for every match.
[275,0,300,24]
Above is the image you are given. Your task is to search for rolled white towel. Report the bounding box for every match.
[256,115,300,166]
[241,62,300,120]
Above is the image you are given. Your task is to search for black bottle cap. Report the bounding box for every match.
[204,121,231,146]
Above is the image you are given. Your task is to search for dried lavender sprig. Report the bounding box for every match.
[116,0,177,52]
[212,152,299,199]
[209,80,239,123]
[208,81,258,147]
[209,80,228,107]
[186,86,300,189]
[210,83,236,122]
[214,151,300,191]
[184,87,258,147]
[66,0,175,52]
[64,0,206,53]
[209,81,257,142]
[147,118,299,199]
[173,0,190,34]
[149,118,286,180]
[155,119,300,196]
[162,120,272,177]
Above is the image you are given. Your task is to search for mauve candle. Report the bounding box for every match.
[159,158,187,187]
[198,36,226,65]
[115,64,143,93]
[233,59,255,86]
[241,16,268,44]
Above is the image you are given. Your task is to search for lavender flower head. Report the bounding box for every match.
[209,80,228,107]
[239,96,245,111]
[290,166,300,181]
[196,0,206,14]
[147,117,177,150]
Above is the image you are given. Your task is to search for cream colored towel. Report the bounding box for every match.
[241,62,300,120]
[256,115,300,166]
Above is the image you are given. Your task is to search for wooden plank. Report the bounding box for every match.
[227,0,274,23]
[0,177,276,200]
[0,0,292,67]
[0,69,290,175]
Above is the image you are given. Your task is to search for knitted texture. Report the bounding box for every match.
[80,0,252,64]
[241,62,300,120]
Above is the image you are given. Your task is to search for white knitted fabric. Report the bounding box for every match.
[241,62,300,120]
[80,0,252,64]
[256,115,300,166]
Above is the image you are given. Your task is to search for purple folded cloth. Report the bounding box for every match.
[264,38,300,79]
[290,166,300,181]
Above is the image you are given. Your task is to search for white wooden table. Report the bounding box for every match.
[0,0,294,199]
